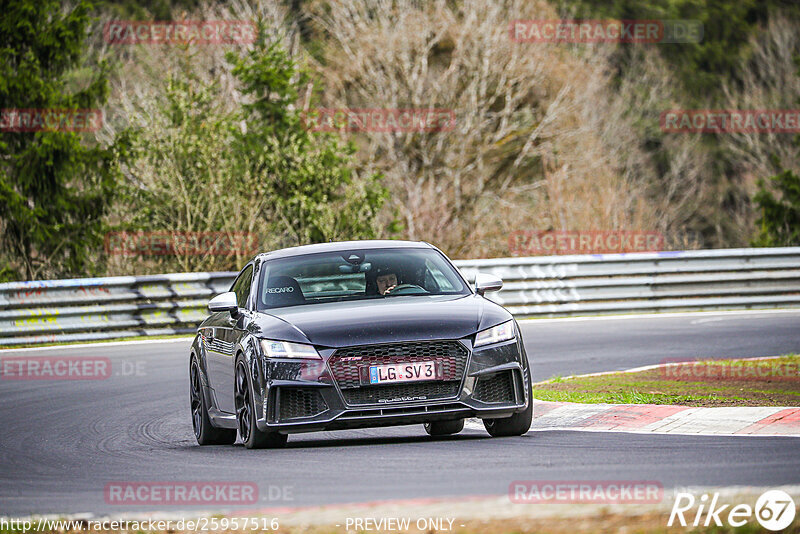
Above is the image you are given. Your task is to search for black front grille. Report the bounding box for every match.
[473,371,516,403]
[278,388,328,420]
[328,341,469,406]
[329,341,468,389]
[342,380,461,405]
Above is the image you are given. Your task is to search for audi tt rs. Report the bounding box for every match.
[189,240,532,448]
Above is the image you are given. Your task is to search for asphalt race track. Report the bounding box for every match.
[1,310,799,515]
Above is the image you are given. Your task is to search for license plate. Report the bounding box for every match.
[367,361,440,384]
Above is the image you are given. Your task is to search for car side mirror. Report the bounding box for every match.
[208,291,239,316]
[475,273,503,296]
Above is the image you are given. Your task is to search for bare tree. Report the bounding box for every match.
[722,12,800,212]
[308,0,677,257]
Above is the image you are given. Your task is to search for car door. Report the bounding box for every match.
[207,264,253,414]
[227,263,255,404]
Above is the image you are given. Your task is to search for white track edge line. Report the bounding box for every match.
[517,308,800,324]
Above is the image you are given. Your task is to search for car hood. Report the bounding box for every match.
[250,294,511,348]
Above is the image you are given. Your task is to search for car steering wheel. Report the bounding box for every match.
[384,284,428,296]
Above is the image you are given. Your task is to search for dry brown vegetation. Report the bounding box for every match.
[91,0,798,271]
[308,0,674,258]
[722,14,800,203]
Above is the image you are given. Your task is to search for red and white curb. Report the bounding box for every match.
[524,401,800,437]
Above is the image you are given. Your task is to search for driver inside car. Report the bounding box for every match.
[376,271,398,295]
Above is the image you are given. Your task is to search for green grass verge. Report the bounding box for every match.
[534,355,800,407]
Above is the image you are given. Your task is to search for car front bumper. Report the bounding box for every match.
[252,337,530,434]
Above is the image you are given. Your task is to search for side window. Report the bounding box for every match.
[231,265,254,309]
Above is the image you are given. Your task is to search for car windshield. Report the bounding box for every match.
[257,247,470,310]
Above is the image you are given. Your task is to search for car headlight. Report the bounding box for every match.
[474,320,516,347]
[260,339,321,359]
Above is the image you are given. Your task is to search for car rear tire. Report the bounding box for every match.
[235,362,288,449]
[190,359,236,445]
[483,370,533,438]
[424,419,465,436]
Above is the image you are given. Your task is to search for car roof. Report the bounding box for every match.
[255,240,435,262]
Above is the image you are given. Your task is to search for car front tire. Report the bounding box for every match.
[424,419,465,436]
[235,361,287,449]
[483,371,533,437]
[190,359,236,445]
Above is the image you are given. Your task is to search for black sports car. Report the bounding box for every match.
[189,240,532,448]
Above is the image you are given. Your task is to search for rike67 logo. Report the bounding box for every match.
[669,489,796,531]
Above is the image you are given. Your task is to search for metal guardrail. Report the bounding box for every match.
[0,273,236,346]
[1,247,799,346]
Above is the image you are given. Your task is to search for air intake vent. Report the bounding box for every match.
[473,371,515,403]
[278,388,328,420]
